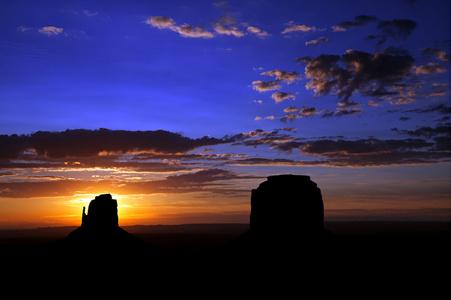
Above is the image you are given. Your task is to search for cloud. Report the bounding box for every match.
[146,16,176,29]
[417,104,451,114]
[271,92,295,103]
[433,83,448,88]
[392,124,450,139]
[177,24,215,38]
[165,168,254,183]
[0,128,229,159]
[422,48,451,62]
[283,107,299,113]
[393,123,450,151]
[332,15,378,32]
[213,0,229,8]
[212,22,245,37]
[377,19,417,40]
[283,106,321,117]
[321,108,364,118]
[296,48,416,106]
[145,16,214,38]
[38,26,64,36]
[415,63,446,75]
[146,7,268,40]
[388,103,451,115]
[0,168,261,198]
[300,138,433,155]
[282,22,320,34]
[82,10,99,17]
[367,19,417,47]
[269,137,450,166]
[305,37,330,46]
[254,116,276,121]
[225,128,450,166]
[246,26,270,38]
[261,69,300,83]
[252,80,281,92]
[299,106,320,117]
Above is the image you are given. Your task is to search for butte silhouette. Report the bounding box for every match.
[64,194,143,247]
[230,174,332,252]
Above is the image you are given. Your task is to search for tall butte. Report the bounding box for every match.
[232,174,332,251]
[64,194,142,247]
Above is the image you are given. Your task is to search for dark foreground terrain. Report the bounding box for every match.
[1,222,449,297]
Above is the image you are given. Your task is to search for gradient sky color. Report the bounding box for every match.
[0,0,450,228]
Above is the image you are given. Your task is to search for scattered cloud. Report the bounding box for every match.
[0,168,261,198]
[282,106,321,118]
[332,15,378,32]
[0,128,229,159]
[321,108,364,118]
[213,0,229,8]
[299,106,321,117]
[271,92,295,103]
[252,80,281,92]
[261,69,300,84]
[254,116,276,121]
[270,137,449,166]
[432,83,448,88]
[146,4,270,40]
[377,19,417,40]
[305,37,330,46]
[246,26,270,38]
[415,62,446,75]
[38,26,64,36]
[367,18,417,47]
[82,10,99,17]
[17,26,31,32]
[388,103,451,115]
[145,16,176,29]
[422,48,451,62]
[297,47,416,106]
[212,22,245,37]
[392,123,450,139]
[145,16,214,38]
[282,21,320,34]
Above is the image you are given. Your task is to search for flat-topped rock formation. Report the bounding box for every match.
[231,174,332,252]
[250,175,325,235]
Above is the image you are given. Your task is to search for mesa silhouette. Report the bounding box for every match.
[229,174,332,252]
[64,193,143,247]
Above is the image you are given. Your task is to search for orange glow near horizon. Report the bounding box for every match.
[0,163,449,228]
[0,191,252,228]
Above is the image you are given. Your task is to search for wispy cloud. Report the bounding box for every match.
[282,21,321,34]
[422,48,451,62]
[252,80,281,92]
[261,69,300,84]
[145,16,214,38]
[271,92,295,103]
[415,62,446,75]
[212,22,245,37]
[246,26,270,38]
[305,37,330,46]
[332,15,378,32]
[82,10,99,17]
[38,26,63,36]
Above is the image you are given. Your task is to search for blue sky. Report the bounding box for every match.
[0,0,450,227]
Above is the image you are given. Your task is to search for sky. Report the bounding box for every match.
[0,0,450,228]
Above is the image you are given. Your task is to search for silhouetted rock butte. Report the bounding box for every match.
[65,194,142,247]
[81,193,118,230]
[240,175,331,243]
